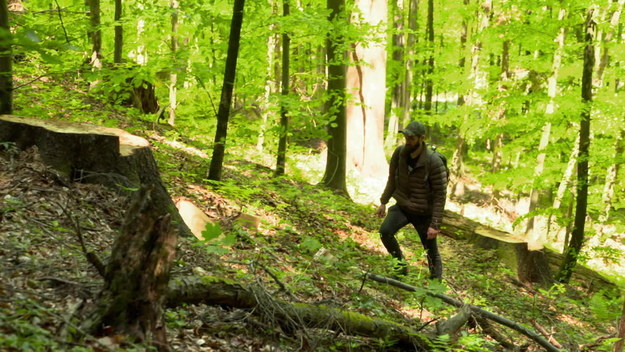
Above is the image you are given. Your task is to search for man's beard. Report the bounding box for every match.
[406,143,420,153]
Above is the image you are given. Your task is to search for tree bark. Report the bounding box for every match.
[321,0,349,196]
[167,0,179,126]
[113,0,123,64]
[558,9,595,283]
[615,297,625,352]
[208,0,245,181]
[423,0,434,114]
[0,115,192,238]
[0,0,11,114]
[275,0,290,176]
[345,0,387,179]
[83,185,177,351]
[87,0,102,68]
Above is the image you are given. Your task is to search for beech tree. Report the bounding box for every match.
[0,0,11,114]
[208,0,246,182]
[321,0,348,195]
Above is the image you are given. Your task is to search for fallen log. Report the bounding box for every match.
[440,209,615,292]
[0,115,191,237]
[365,273,561,352]
[166,276,431,350]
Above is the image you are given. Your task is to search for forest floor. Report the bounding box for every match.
[0,126,623,351]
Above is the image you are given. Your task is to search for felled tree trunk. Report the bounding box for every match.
[83,185,177,351]
[166,276,431,350]
[0,115,191,237]
[440,209,613,292]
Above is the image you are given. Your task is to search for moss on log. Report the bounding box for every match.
[166,276,431,350]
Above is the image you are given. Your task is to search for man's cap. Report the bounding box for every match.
[399,121,426,137]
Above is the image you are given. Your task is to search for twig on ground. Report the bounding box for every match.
[55,201,106,277]
[365,272,562,352]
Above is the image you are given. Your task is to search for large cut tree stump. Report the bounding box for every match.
[0,115,191,237]
[440,209,614,291]
[83,185,177,351]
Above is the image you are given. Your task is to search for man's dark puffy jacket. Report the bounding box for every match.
[380,143,448,229]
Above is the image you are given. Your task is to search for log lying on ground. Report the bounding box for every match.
[440,209,614,292]
[166,276,431,350]
[0,115,191,237]
[365,273,561,352]
[82,185,177,351]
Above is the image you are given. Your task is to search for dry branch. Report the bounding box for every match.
[364,273,561,352]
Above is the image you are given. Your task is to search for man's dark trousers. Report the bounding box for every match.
[380,205,443,279]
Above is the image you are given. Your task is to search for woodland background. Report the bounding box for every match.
[1,0,625,350]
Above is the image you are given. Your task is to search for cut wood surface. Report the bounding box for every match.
[0,115,192,237]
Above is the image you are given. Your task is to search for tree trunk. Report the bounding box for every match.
[595,0,624,87]
[345,0,387,179]
[0,115,192,238]
[519,7,567,284]
[423,0,434,114]
[275,0,290,176]
[166,276,431,350]
[321,0,349,196]
[87,0,102,68]
[83,186,177,351]
[207,0,245,181]
[615,297,625,352]
[0,0,11,114]
[167,0,179,126]
[558,9,595,283]
[113,0,123,64]
[601,129,624,221]
[451,0,489,198]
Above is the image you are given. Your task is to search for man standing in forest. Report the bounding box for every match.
[376,121,448,280]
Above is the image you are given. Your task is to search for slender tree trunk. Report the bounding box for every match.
[113,0,123,64]
[601,129,624,221]
[595,0,624,87]
[525,8,566,250]
[88,0,102,68]
[616,297,625,352]
[423,0,434,114]
[385,0,404,151]
[275,0,290,176]
[167,0,179,126]
[451,0,488,198]
[385,0,417,151]
[321,0,348,195]
[0,0,12,114]
[207,0,245,181]
[489,39,509,173]
[558,9,596,283]
[257,2,280,152]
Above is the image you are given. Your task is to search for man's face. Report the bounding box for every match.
[404,135,423,152]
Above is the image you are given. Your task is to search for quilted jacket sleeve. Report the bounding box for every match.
[380,146,402,205]
[428,152,448,229]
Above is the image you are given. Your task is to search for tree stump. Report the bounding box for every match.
[440,209,614,291]
[84,185,177,351]
[0,115,191,237]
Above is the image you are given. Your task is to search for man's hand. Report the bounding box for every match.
[427,227,439,239]
[376,204,386,218]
